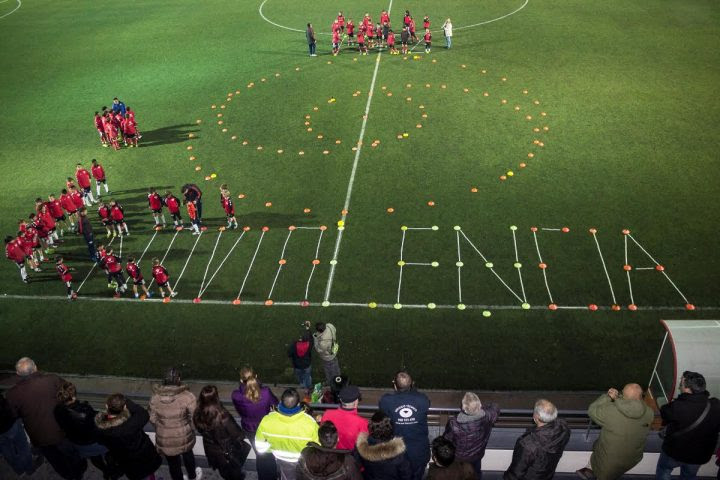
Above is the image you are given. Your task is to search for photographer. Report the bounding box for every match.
[577,384,652,480]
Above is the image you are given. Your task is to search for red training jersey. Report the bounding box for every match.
[70,191,84,209]
[358,32,365,44]
[5,239,25,262]
[60,193,77,213]
[381,12,390,24]
[152,265,169,284]
[187,202,197,220]
[57,263,72,283]
[126,262,142,281]
[41,211,56,230]
[388,32,395,46]
[122,119,137,135]
[17,235,33,255]
[165,195,180,214]
[423,19,430,29]
[48,199,64,218]
[105,123,118,138]
[424,32,431,42]
[332,30,340,43]
[221,196,234,215]
[94,115,103,130]
[337,15,345,26]
[104,254,122,273]
[98,205,110,221]
[347,22,354,34]
[148,193,163,211]
[91,164,106,181]
[110,205,124,221]
[76,169,91,189]
[410,19,416,33]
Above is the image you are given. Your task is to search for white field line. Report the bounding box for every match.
[2,294,717,312]
[456,231,463,303]
[76,236,116,293]
[634,267,656,271]
[0,0,21,20]
[198,231,247,297]
[541,228,561,231]
[236,230,266,299]
[627,234,661,265]
[624,234,635,304]
[197,231,223,295]
[267,230,293,299]
[406,227,434,230]
[147,230,180,289]
[405,262,433,266]
[532,231,554,303]
[591,232,617,305]
[661,271,690,304]
[118,234,124,259]
[172,231,204,293]
[257,0,530,35]
[408,40,423,53]
[628,233,690,304]
[137,230,158,266]
[303,229,325,300]
[396,228,406,304]
[459,230,523,302]
[512,228,527,302]
[323,0,394,303]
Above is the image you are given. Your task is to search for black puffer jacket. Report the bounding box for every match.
[0,393,16,434]
[660,391,720,464]
[196,411,250,470]
[503,419,570,480]
[355,432,412,480]
[296,442,362,480]
[94,400,162,480]
[444,404,499,461]
[55,400,100,445]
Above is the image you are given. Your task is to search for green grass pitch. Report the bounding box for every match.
[0,0,718,390]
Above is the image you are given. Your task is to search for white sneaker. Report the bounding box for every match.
[170,291,178,297]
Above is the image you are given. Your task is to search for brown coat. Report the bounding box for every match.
[148,384,197,456]
[6,372,65,446]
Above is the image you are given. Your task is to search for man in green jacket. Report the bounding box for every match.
[576,384,653,480]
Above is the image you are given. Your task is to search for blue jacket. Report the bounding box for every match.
[112,101,126,115]
[379,389,431,470]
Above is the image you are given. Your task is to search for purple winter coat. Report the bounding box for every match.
[230,384,279,433]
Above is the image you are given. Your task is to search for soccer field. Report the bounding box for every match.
[1,0,719,390]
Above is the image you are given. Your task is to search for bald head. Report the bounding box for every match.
[622,383,643,400]
[16,357,37,377]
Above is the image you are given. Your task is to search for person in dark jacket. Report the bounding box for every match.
[289,322,315,391]
[194,385,251,480]
[54,381,111,475]
[655,371,720,480]
[306,23,317,56]
[94,393,162,480]
[0,391,35,475]
[6,357,86,480]
[77,208,97,261]
[297,421,362,480]
[443,392,499,479]
[231,366,278,480]
[425,436,476,480]
[503,399,570,480]
[355,411,412,480]
[379,370,430,480]
[181,183,203,221]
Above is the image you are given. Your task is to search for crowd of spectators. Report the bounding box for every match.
[1,328,719,480]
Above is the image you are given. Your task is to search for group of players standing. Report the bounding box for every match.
[93,98,140,150]
[321,9,433,56]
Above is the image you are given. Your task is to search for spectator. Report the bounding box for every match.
[77,208,97,261]
[255,387,320,480]
[576,384,653,480]
[379,370,430,480]
[443,392,499,479]
[148,367,202,480]
[289,322,314,391]
[296,420,362,480]
[321,385,368,450]
[194,385,251,480]
[94,393,162,480]
[306,23,317,56]
[355,410,412,480]
[313,322,341,386]
[231,366,279,480]
[181,183,203,221]
[54,381,111,476]
[655,371,720,480]
[426,436,476,480]
[0,390,36,475]
[441,18,452,48]
[6,357,86,480]
[503,399,570,480]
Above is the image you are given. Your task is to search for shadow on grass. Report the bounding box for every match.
[110,186,174,195]
[139,124,199,148]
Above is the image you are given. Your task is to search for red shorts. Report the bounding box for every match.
[61,274,72,283]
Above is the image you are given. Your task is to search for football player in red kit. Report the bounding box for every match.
[424,28,432,53]
[423,15,430,30]
[164,191,183,229]
[151,257,177,299]
[109,200,129,236]
[358,29,367,55]
[122,114,138,147]
[98,202,114,238]
[346,19,355,45]
[219,184,238,229]
[47,194,68,236]
[104,116,120,150]
[125,255,152,299]
[91,159,110,198]
[76,164,97,205]
[5,236,30,283]
[332,29,341,56]
[94,112,108,147]
[16,230,40,272]
[69,187,85,212]
[59,189,78,231]
[148,188,166,229]
[56,256,77,300]
[387,30,398,54]
[100,248,127,297]
[380,10,390,25]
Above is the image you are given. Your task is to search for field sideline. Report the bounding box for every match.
[0,0,718,390]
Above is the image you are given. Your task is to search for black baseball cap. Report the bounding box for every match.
[339,385,361,403]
